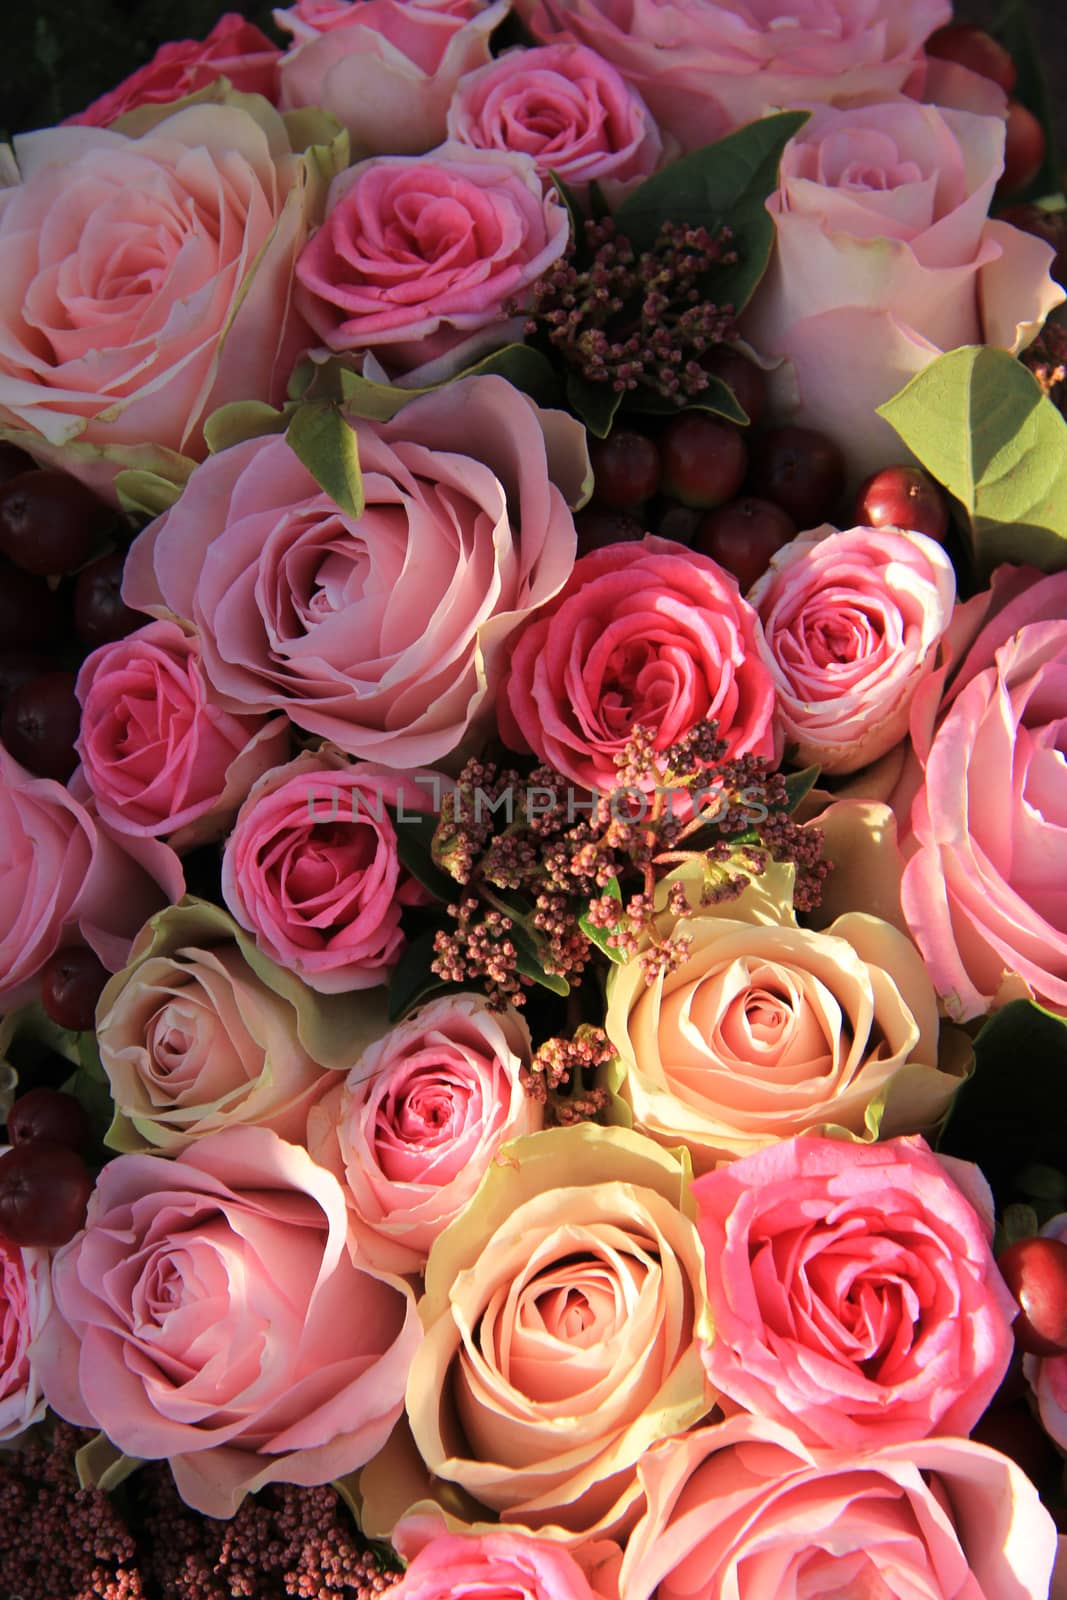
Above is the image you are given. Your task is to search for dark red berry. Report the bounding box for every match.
[0,1140,92,1247]
[701,347,768,426]
[589,430,661,511]
[0,653,53,715]
[655,502,703,546]
[693,496,796,593]
[74,549,142,648]
[998,100,1047,197]
[997,203,1067,287]
[40,945,110,1032]
[0,443,36,485]
[659,412,748,509]
[998,1235,1067,1357]
[854,465,950,544]
[7,1087,89,1152]
[925,24,1017,93]
[574,506,646,555]
[1,670,81,783]
[0,560,65,652]
[751,425,845,527]
[0,469,103,577]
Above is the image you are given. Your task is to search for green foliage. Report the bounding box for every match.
[285,400,364,517]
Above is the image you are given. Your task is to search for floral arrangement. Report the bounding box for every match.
[2,1,1067,1597]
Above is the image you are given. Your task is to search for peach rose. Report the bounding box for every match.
[748,523,956,775]
[618,1414,1057,1600]
[278,0,508,156]
[513,0,950,152]
[604,864,963,1172]
[743,100,1064,481]
[404,1124,714,1539]
[33,1126,421,1517]
[0,95,334,503]
[306,994,541,1274]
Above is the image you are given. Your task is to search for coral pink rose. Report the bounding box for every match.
[221,750,436,994]
[743,100,1064,481]
[0,1221,50,1442]
[900,567,1067,1019]
[294,144,569,378]
[513,0,950,152]
[123,377,583,768]
[33,1125,421,1517]
[65,14,281,126]
[75,620,289,850]
[749,523,956,775]
[0,745,183,1009]
[0,97,328,503]
[307,993,541,1273]
[619,1413,1057,1600]
[279,0,508,156]
[447,44,665,204]
[387,1526,604,1600]
[498,536,777,796]
[692,1134,1015,1449]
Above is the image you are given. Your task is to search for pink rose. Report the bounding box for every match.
[619,1414,1057,1600]
[900,568,1067,1019]
[294,144,569,378]
[307,993,541,1273]
[447,44,665,204]
[0,745,183,1010]
[0,98,325,502]
[692,1134,1015,1450]
[278,0,508,156]
[33,1125,421,1517]
[743,100,1064,481]
[123,377,583,768]
[387,1527,603,1600]
[498,536,777,796]
[513,0,950,152]
[748,523,956,775]
[221,750,435,994]
[75,620,289,850]
[0,1221,50,1442]
[65,13,281,126]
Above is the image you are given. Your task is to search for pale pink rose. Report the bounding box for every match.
[743,100,1064,482]
[123,377,583,769]
[65,13,281,126]
[307,994,541,1273]
[294,144,568,377]
[386,1527,603,1600]
[748,522,956,775]
[279,0,508,156]
[221,749,437,995]
[1022,1212,1067,1456]
[900,567,1067,1019]
[0,1217,50,1442]
[498,536,777,798]
[33,1125,421,1517]
[619,1414,1057,1600]
[691,1134,1015,1450]
[0,744,183,1010]
[447,44,665,204]
[0,98,322,503]
[75,620,289,851]
[513,0,950,152]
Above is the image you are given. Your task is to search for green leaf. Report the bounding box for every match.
[578,876,627,965]
[613,111,809,313]
[566,369,622,438]
[512,927,571,996]
[203,399,290,454]
[878,346,1067,575]
[387,928,447,1023]
[628,374,750,425]
[385,807,458,904]
[285,400,363,518]
[783,764,821,813]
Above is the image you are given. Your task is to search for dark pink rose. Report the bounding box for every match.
[278,0,507,155]
[0,1218,50,1441]
[75,620,289,850]
[123,378,583,768]
[513,0,951,152]
[294,144,569,378]
[447,43,666,203]
[498,536,778,796]
[33,1126,421,1517]
[0,744,184,1009]
[221,749,437,994]
[692,1134,1016,1450]
[65,13,281,127]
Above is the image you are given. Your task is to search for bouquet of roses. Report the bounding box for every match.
[2,0,1067,1595]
